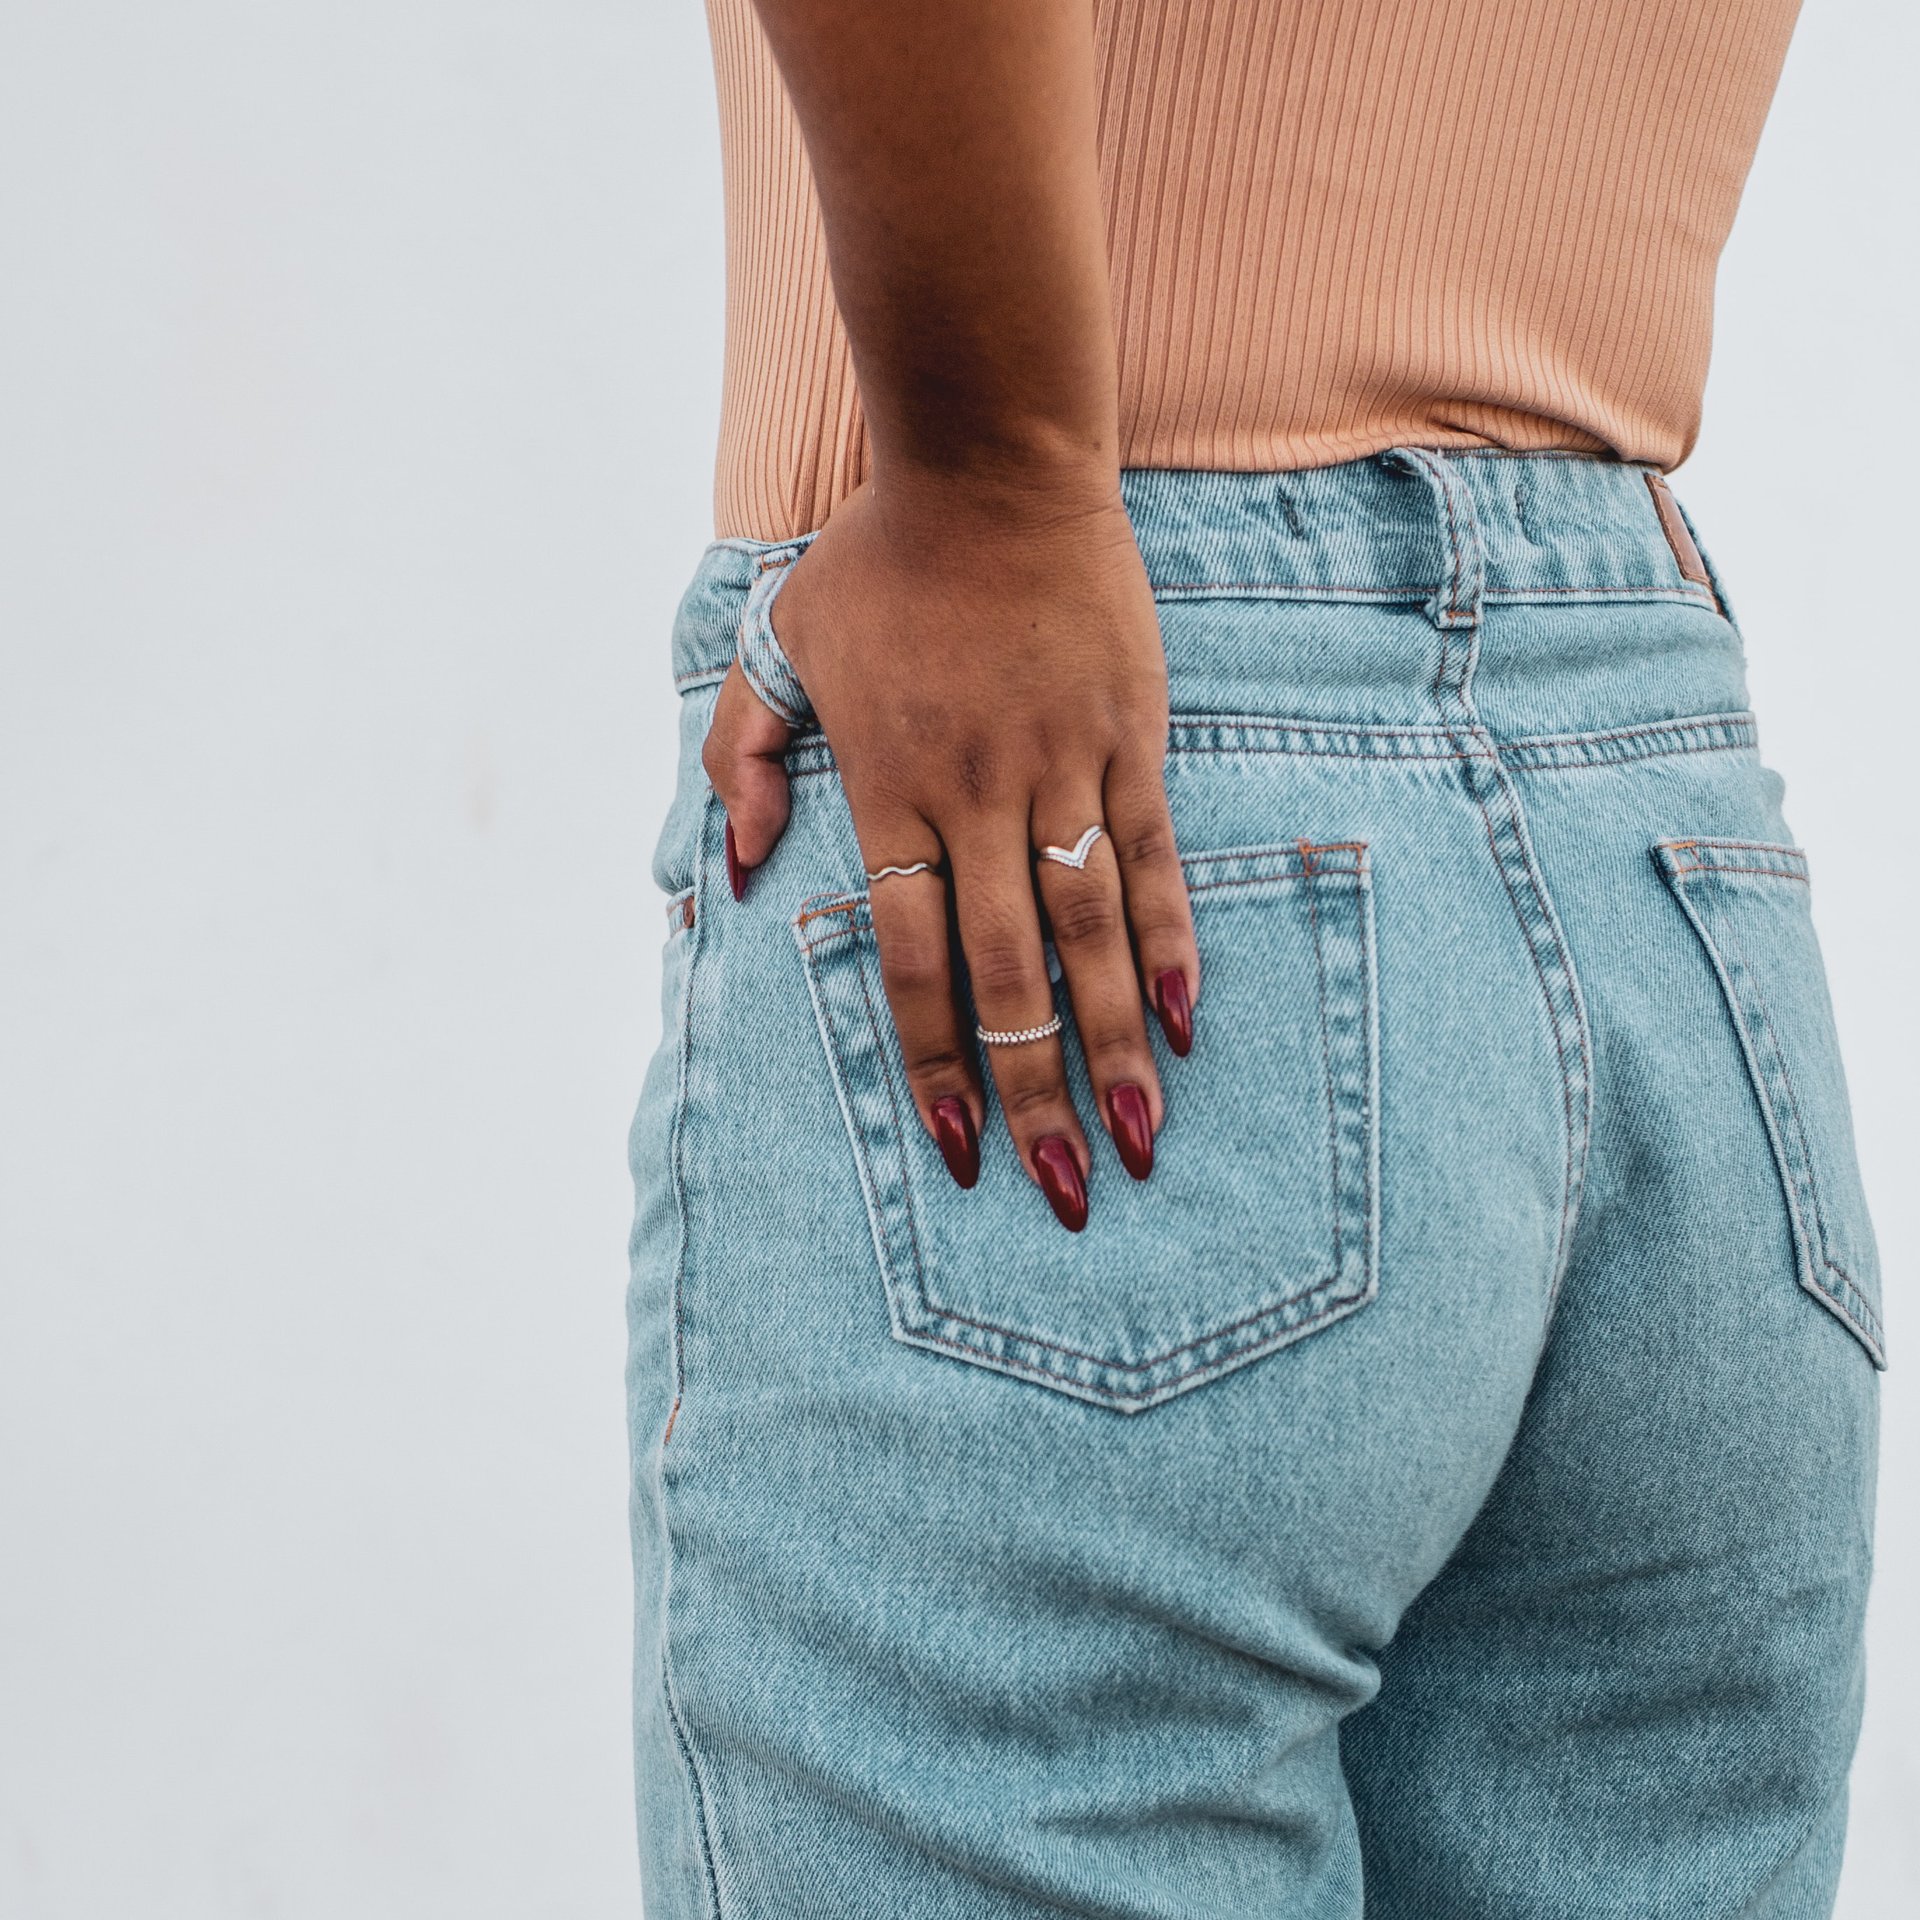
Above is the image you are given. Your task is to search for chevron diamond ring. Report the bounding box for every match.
[1037,825,1106,870]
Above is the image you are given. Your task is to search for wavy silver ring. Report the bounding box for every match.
[864,860,940,884]
[975,1014,1063,1047]
[1037,824,1105,870]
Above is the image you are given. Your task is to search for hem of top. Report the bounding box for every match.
[709,446,1664,545]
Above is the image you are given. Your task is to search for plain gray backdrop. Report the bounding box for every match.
[1,3,1913,1914]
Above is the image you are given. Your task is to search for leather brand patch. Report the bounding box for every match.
[1645,472,1713,589]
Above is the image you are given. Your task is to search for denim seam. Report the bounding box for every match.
[1676,873,1886,1357]
[1504,715,1756,751]
[654,800,726,1917]
[1438,450,1467,626]
[1421,541,1593,1313]
[783,738,1747,772]
[795,912,941,1372]
[1508,742,1757,771]
[1183,841,1367,872]
[658,1652,724,1920]
[1175,738,1744,768]
[844,929,944,1350]
[910,1269,1360,1379]
[664,818,715,1407]
[1674,491,1740,628]
[900,1276,1368,1403]
[1666,856,1889,1367]
[1302,844,1345,1271]
[1666,838,1808,857]
[1173,741,1489,763]
[1183,876,1335,900]
[1155,583,1684,599]
[1180,718,1463,735]
[1500,716,1759,769]
[778,716,1756,775]
[1351,448,1583,1314]
[1668,862,1811,881]
[1659,848,1885,1358]
[1148,583,1716,606]
[1458,750,1577,1288]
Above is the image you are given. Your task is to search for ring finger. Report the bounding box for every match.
[947,828,1091,1232]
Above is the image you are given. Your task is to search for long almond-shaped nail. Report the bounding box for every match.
[1032,1136,1088,1233]
[1154,970,1192,1057]
[1107,1083,1154,1181]
[724,818,748,901]
[931,1097,979,1190]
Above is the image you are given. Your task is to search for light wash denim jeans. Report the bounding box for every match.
[629,452,1882,1917]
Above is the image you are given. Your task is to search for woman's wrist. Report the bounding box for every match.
[866,437,1127,544]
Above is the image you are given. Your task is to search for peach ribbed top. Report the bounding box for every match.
[706,0,1800,540]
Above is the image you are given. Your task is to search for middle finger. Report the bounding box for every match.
[947,827,1091,1232]
[1032,797,1163,1182]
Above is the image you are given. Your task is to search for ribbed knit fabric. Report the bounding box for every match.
[706,0,1801,541]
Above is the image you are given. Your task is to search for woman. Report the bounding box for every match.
[630,1,1880,1913]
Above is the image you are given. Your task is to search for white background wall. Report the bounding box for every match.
[0,3,1912,1914]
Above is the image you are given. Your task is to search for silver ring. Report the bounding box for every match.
[975,1014,1063,1047]
[864,859,940,885]
[1037,825,1105,870]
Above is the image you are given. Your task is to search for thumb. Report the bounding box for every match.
[703,664,794,892]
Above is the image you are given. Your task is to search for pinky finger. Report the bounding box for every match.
[1104,750,1199,1056]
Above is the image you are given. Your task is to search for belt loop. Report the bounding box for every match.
[1383,448,1486,636]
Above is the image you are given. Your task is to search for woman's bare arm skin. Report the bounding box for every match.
[744,0,1121,483]
[702,0,1199,1228]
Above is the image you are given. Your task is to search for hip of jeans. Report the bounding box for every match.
[662,452,1754,797]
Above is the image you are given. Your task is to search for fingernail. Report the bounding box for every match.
[1032,1136,1089,1233]
[1107,1083,1154,1181]
[724,818,748,901]
[1154,970,1193,1057]
[931,1097,979,1190]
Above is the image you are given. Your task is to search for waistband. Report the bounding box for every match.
[670,451,1724,692]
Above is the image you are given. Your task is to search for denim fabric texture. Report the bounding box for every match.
[629,452,1882,1917]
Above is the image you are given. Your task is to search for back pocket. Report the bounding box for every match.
[795,841,1378,1412]
[1655,840,1885,1367]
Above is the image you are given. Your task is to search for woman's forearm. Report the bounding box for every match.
[711,2,1196,1223]
[745,0,1118,491]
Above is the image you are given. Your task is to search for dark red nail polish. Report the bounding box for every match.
[1107,1083,1154,1181]
[931,1097,979,1190]
[1032,1136,1088,1233]
[1154,970,1193,1057]
[724,818,747,901]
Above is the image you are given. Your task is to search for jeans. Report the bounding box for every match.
[628,452,1882,1917]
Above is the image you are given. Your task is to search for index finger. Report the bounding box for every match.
[859,816,983,1192]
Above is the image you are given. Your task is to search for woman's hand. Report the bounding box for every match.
[704,470,1198,1230]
